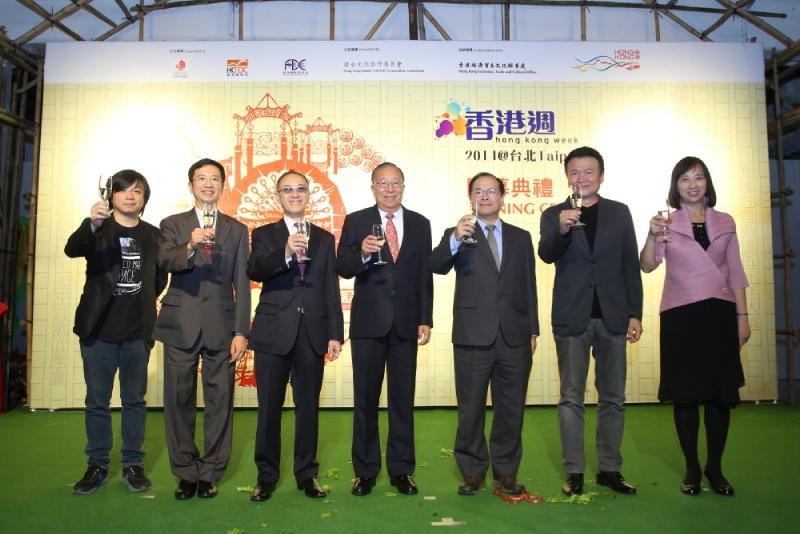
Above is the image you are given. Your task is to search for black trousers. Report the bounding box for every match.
[253,319,324,483]
[350,327,418,478]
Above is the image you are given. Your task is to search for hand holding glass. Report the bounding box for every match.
[372,224,387,265]
[656,200,672,242]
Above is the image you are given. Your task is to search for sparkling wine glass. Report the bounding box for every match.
[463,201,478,244]
[98,175,111,206]
[372,223,387,265]
[202,202,216,244]
[570,184,585,227]
[656,199,672,242]
[296,220,310,263]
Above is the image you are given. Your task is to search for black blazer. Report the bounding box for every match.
[336,205,433,340]
[247,221,344,355]
[429,220,539,347]
[538,196,643,336]
[65,217,167,348]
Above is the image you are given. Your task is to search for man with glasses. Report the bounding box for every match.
[430,172,539,497]
[337,162,433,496]
[154,158,251,500]
[246,170,343,502]
[538,146,642,497]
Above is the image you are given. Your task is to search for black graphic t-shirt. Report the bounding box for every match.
[95,223,144,343]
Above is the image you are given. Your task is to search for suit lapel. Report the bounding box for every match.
[215,211,231,246]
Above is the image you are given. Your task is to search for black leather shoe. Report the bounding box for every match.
[390,474,418,495]
[457,476,485,496]
[297,477,327,498]
[705,471,734,496]
[174,479,197,500]
[250,479,277,502]
[597,471,637,495]
[493,475,526,496]
[197,480,218,498]
[351,476,376,496]
[561,473,584,496]
[681,479,701,496]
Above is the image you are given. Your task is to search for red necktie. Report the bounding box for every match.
[385,213,400,262]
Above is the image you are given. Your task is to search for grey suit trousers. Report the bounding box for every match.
[163,341,235,483]
[556,318,627,474]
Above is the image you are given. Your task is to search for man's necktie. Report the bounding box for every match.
[294,221,306,280]
[385,213,400,262]
[486,224,500,270]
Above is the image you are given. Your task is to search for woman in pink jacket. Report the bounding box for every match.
[640,156,750,497]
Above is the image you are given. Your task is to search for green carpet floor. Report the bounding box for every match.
[0,404,798,533]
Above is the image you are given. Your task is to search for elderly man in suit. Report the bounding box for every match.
[538,146,643,497]
[154,158,251,500]
[246,170,343,502]
[429,172,539,497]
[337,162,433,496]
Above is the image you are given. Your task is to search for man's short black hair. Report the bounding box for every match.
[111,169,150,215]
[188,158,226,184]
[564,146,605,175]
[467,172,505,196]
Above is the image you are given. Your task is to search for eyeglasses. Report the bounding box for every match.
[471,188,500,198]
[373,181,404,191]
[277,185,309,194]
[194,175,222,184]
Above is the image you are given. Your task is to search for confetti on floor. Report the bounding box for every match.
[432,517,465,527]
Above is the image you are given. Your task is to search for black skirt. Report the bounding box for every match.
[658,298,745,406]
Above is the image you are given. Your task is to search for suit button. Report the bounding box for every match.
[202,297,208,302]
[390,291,395,296]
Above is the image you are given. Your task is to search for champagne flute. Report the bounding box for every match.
[463,201,478,244]
[570,184,585,227]
[656,199,672,242]
[98,175,111,207]
[296,220,310,263]
[202,202,216,244]
[372,223,387,265]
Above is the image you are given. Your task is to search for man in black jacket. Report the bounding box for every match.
[336,162,433,496]
[65,170,167,495]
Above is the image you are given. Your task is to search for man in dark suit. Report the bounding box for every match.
[538,146,643,497]
[246,170,344,502]
[65,170,167,495]
[336,162,433,496]
[154,158,251,500]
[430,172,539,497]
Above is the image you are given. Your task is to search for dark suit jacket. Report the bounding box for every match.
[538,196,643,337]
[429,220,539,347]
[336,205,433,340]
[65,217,167,348]
[247,220,344,355]
[154,208,251,351]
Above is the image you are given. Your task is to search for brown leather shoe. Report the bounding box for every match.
[457,476,485,496]
[493,475,526,496]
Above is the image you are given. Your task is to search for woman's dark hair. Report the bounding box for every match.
[187,158,226,183]
[668,156,716,209]
[111,169,150,215]
[468,172,505,196]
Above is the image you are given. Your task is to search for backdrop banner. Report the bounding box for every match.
[32,40,775,408]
